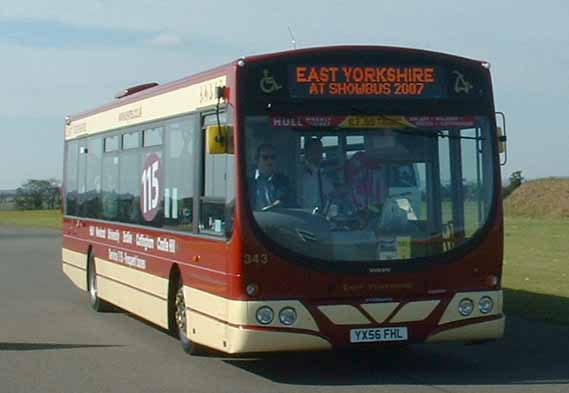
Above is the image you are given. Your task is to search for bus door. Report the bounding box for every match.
[200,112,235,237]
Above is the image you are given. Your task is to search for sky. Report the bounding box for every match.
[1,0,568,189]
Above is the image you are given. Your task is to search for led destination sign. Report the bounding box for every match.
[289,65,446,99]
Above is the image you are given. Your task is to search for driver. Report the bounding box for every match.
[249,143,292,210]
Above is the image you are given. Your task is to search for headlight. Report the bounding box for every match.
[479,296,494,314]
[279,307,297,326]
[256,306,274,325]
[458,298,474,317]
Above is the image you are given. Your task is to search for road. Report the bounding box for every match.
[1,225,568,393]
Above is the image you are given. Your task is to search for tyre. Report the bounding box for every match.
[87,252,113,312]
[173,279,202,355]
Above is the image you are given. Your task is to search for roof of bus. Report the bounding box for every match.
[67,45,485,123]
[67,62,235,122]
[242,45,484,65]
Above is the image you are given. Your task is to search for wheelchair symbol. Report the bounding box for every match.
[452,71,473,94]
[260,70,282,94]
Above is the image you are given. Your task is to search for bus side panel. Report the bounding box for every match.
[62,218,177,329]
[62,218,90,291]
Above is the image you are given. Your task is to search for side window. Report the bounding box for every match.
[139,149,163,227]
[143,127,163,147]
[163,115,196,231]
[77,142,88,217]
[122,131,140,150]
[85,137,103,218]
[102,136,120,221]
[65,141,79,216]
[104,135,120,152]
[199,112,235,237]
[118,131,141,223]
[139,127,164,227]
[118,148,141,224]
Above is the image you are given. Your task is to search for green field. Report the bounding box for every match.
[1,209,567,325]
[0,209,62,229]
[502,216,569,325]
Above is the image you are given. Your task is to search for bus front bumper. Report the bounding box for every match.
[226,326,332,354]
[426,315,505,343]
[222,315,505,353]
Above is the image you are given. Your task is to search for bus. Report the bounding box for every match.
[62,45,506,355]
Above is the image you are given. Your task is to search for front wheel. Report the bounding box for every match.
[87,253,113,312]
[174,281,202,355]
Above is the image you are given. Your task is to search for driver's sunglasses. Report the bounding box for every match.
[261,154,276,161]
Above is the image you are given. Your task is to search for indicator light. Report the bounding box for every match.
[246,283,259,297]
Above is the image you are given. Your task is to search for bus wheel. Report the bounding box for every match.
[87,253,113,312]
[174,281,202,355]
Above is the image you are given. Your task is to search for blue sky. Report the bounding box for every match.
[1,0,568,188]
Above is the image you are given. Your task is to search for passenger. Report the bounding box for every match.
[345,151,384,212]
[249,143,292,210]
[299,137,333,211]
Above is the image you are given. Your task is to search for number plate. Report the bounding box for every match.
[350,327,408,343]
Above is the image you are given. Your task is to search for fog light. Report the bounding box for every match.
[256,306,274,325]
[279,307,297,326]
[246,283,259,297]
[458,298,474,317]
[479,296,494,314]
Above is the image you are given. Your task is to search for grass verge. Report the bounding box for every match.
[503,216,569,325]
[0,209,62,229]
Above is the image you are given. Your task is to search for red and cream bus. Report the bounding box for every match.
[62,46,506,355]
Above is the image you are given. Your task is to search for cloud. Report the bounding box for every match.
[144,32,183,47]
[0,19,152,48]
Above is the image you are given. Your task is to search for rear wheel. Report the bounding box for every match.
[174,280,202,355]
[87,253,113,312]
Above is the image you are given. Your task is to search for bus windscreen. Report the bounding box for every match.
[244,114,494,264]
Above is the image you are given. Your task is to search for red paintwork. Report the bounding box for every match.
[62,46,503,347]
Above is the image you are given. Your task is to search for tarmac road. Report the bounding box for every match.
[1,225,568,393]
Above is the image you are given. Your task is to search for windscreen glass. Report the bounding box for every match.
[244,114,495,263]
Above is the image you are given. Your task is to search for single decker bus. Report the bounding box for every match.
[62,45,506,355]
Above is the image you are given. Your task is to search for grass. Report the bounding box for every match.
[502,216,569,325]
[0,209,62,229]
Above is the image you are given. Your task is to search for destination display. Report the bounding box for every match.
[269,115,476,129]
[289,65,446,99]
